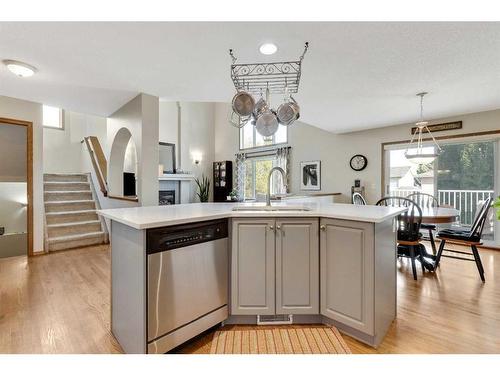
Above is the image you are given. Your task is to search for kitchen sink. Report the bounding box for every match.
[232,206,312,212]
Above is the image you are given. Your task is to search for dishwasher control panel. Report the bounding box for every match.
[146,219,228,254]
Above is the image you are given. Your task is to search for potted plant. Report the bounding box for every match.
[228,188,239,202]
[493,197,500,221]
[194,175,210,203]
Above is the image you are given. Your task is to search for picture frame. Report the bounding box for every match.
[300,160,321,191]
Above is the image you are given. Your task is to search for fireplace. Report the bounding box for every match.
[159,190,176,205]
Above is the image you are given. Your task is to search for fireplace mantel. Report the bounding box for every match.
[158,174,195,181]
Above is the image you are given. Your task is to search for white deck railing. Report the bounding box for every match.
[389,188,494,225]
[438,189,495,225]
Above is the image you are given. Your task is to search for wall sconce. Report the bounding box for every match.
[192,152,202,165]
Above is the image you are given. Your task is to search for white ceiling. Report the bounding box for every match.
[1,22,500,133]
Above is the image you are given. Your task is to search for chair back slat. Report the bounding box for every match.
[470,198,492,239]
[376,196,423,242]
[352,192,367,206]
[407,192,439,209]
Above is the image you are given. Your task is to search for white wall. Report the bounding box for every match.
[0,182,27,234]
[124,138,137,174]
[159,101,215,202]
[44,111,107,174]
[215,102,500,204]
[108,93,159,206]
[0,124,27,182]
[0,95,44,252]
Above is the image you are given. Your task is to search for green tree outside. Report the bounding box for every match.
[437,141,494,190]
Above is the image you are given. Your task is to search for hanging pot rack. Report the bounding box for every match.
[229,42,309,95]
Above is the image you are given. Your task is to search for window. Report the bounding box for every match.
[244,155,286,201]
[43,105,64,129]
[239,120,287,150]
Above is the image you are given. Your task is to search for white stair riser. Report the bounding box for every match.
[48,234,106,251]
[44,191,93,202]
[44,182,91,192]
[46,211,98,225]
[45,201,96,213]
[44,174,88,182]
[48,222,102,237]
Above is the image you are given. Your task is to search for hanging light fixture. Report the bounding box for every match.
[404,92,442,164]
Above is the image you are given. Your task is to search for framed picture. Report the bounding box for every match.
[300,160,321,191]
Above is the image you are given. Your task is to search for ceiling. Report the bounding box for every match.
[1,22,500,133]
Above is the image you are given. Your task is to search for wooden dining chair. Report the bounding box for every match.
[376,196,423,280]
[435,198,492,282]
[407,192,439,254]
[352,192,367,205]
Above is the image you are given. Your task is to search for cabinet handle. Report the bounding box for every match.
[320,225,326,231]
[269,225,274,231]
[276,225,281,230]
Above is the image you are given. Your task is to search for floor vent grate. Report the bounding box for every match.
[257,314,293,325]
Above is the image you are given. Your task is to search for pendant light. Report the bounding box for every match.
[404,92,442,164]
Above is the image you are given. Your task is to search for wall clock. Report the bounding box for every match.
[350,154,368,171]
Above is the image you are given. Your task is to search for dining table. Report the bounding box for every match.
[418,206,460,270]
[421,206,460,224]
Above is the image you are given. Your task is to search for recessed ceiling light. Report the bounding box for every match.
[2,60,37,77]
[259,43,278,55]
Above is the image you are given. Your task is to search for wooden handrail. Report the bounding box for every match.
[83,136,108,196]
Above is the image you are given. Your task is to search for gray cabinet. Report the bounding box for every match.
[276,218,319,314]
[320,218,375,335]
[231,218,276,315]
[231,217,319,316]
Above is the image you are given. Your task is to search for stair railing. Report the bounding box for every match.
[83,136,108,197]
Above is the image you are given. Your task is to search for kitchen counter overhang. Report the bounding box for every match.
[98,202,406,229]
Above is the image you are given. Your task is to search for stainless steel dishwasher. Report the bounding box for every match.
[146,219,228,354]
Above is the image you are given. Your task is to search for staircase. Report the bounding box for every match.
[44,173,108,252]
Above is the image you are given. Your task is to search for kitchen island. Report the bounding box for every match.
[99,202,405,354]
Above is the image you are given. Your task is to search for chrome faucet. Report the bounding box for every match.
[266,166,287,206]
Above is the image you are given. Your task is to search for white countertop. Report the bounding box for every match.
[98,202,406,230]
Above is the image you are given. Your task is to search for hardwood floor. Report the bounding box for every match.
[0,243,499,354]
[0,245,121,354]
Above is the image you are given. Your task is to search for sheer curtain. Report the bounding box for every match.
[235,152,246,201]
[275,146,291,194]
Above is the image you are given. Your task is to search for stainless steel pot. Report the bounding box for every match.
[255,109,279,137]
[277,96,300,126]
[253,97,268,119]
[231,91,255,117]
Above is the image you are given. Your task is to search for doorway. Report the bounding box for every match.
[0,117,33,257]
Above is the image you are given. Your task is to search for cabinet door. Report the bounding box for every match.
[276,218,319,314]
[320,218,374,335]
[231,218,275,315]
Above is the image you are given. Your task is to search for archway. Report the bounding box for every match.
[108,127,137,197]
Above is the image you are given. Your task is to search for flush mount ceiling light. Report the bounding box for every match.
[404,92,442,165]
[2,59,37,77]
[259,43,278,55]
